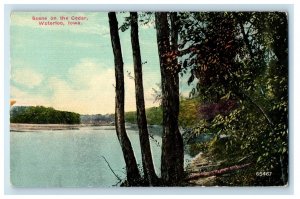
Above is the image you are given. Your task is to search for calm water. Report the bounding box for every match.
[10,126,191,187]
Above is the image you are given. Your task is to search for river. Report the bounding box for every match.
[10,125,192,187]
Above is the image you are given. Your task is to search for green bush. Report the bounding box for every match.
[125,106,163,125]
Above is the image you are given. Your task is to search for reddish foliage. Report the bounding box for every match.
[199,100,238,120]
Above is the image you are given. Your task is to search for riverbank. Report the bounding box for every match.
[10,123,114,131]
[186,151,253,186]
[10,123,163,134]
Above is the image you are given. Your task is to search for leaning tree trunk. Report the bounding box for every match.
[108,12,141,186]
[155,12,184,185]
[130,12,158,186]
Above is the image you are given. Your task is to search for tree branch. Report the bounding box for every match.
[241,91,275,127]
[100,155,122,182]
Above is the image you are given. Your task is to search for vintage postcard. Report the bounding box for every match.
[10,11,288,187]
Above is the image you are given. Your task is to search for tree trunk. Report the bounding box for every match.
[169,12,184,183]
[108,12,141,186]
[155,12,184,185]
[187,163,251,181]
[130,12,158,185]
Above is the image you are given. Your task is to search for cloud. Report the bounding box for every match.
[10,59,160,114]
[45,59,116,114]
[11,68,43,88]
[46,61,116,114]
[47,59,159,114]
[10,85,50,107]
[68,58,106,87]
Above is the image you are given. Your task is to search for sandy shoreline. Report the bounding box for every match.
[10,123,112,131]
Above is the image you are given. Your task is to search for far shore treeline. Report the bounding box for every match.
[10,106,80,124]
[10,98,201,126]
[10,105,162,125]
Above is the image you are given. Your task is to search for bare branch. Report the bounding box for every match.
[100,155,122,182]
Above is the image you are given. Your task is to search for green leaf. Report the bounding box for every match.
[257,156,262,163]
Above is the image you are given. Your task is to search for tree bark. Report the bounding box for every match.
[108,12,141,186]
[155,12,184,185]
[130,12,158,185]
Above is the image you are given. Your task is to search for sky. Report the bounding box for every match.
[10,12,192,114]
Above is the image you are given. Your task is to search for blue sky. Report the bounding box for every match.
[10,12,192,114]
